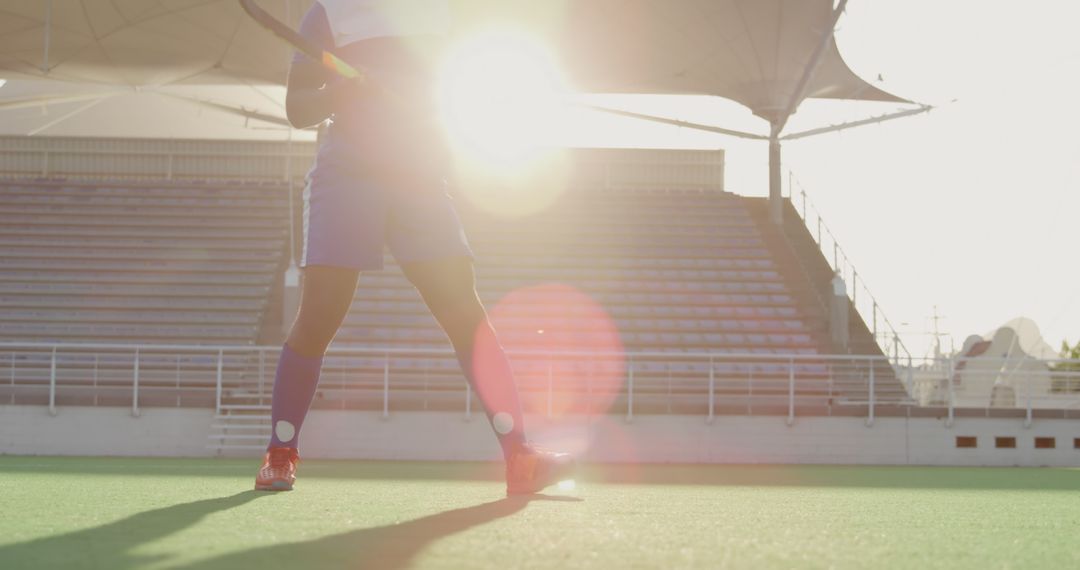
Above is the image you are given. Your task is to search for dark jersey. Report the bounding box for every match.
[294,1,449,173]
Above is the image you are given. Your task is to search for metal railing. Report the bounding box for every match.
[911,354,1080,427]
[790,176,912,364]
[0,137,727,191]
[0,136,316,184]
[3,342,1079,424]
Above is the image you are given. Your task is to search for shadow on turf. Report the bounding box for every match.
[171,494,582,570]
[0,490,265,569]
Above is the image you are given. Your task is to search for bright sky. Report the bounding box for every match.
[556,0,1080,359]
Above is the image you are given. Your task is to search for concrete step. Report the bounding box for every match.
[214,414,271,421]
[205,443,265,450]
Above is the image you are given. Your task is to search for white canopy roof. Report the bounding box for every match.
[0,0,904,121]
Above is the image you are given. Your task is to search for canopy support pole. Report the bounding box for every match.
[781,104,934,141]
[769,131,782,225]
[766,0,847,225]
[580,104,768,141]
[28,97,108,136]
[42,0,52,73]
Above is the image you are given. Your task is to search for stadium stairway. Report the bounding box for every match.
[208,350,276,453]
[744,197,909,406]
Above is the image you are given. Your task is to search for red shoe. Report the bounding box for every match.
[506,446,576,496]
[255,447,299,491]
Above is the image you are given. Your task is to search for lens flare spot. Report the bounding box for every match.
[558,479,577,492]
[482,283,626,419]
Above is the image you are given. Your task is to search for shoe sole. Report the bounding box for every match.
[507,459,577,495]
[254,480,293,491]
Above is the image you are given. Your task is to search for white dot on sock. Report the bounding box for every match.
[493,412,515,435]
[275,420,296,443]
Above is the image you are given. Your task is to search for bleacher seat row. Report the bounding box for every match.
[0,180,907,413]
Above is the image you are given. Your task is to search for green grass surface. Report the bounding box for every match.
[1,457,1079,569]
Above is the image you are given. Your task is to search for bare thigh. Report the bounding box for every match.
[286,265,360,357]
[401,257,486,344]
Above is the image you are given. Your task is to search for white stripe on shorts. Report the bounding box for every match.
[300,179,312,267]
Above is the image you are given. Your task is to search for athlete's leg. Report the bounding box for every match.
[267,265,359,450]
[400,256,527,459]
[286,265,361,356]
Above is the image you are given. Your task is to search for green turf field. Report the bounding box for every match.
[1,457,1078,569]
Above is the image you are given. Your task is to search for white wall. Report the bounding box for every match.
[0,406,216,457]
[2,405,1078,467]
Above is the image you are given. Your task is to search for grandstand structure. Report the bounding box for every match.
[0,138,917,444]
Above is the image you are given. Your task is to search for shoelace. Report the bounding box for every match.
[267,450,295,470]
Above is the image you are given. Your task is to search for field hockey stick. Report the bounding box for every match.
[238,0,365,81]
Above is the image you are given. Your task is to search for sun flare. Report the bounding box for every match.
[436,29,570,173]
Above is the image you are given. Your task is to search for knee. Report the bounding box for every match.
[286,333,332,358]
[429,291,488,343]
[286,315,339,357]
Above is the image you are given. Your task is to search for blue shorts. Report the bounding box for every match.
[300,159,473,271]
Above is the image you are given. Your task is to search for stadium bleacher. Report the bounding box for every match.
[0,180,289,345]
[0,179,908,447]
[292,187,908,428]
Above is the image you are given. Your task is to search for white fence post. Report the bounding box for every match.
[626,357,634,423]
[546,356,553,420]
[131,348,140,417]
[215,349,224,416]
[93,354,99,407]
[866,360,875,427]
[786,357,795,426]
[746,368,753,415]
[1024,374,1033,428]
[946,356,956,428]
[465,381,472,421]
[174,355,181,408]
[382,353,390,420]
[258,349,266,402]
[707,357,715,424]
[48,347,57,416]
[906,355,914,396]
[872,302,878,342]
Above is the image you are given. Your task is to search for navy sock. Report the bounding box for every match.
[267,344,323,450]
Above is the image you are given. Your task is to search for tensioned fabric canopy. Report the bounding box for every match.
[0,0,904,121]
